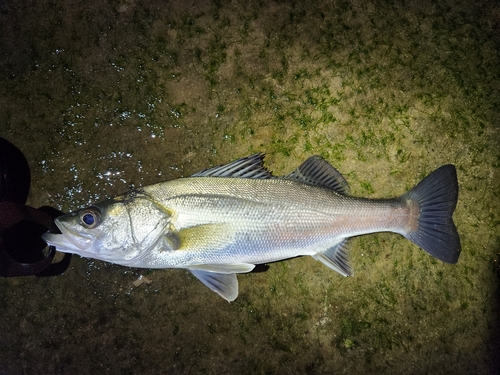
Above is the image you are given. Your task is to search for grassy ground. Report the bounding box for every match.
[0,0,499,373]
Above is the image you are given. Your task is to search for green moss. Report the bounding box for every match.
[0,0,497,373]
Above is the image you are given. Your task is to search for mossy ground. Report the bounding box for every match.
[0,0,499,373]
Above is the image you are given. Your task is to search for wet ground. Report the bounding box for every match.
[0,0,499,373]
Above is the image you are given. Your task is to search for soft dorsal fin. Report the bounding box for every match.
[191,153,273,179]
[282,156,350,195]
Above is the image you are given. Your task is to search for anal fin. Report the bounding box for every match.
[312,239,353,276]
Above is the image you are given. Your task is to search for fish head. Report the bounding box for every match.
[42,194,172,264]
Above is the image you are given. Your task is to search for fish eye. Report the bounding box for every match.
[79,207,101,229]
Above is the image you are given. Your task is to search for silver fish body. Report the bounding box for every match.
[43,154,461,301]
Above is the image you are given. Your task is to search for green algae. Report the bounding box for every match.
[0,0,499,373]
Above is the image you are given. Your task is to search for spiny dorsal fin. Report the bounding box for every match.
[282,156,350,195]
[191,153,273,179]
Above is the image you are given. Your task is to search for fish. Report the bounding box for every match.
[42,154,461,301]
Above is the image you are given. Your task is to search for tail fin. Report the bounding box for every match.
[402,165,461,263]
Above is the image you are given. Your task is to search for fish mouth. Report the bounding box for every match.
[42,217,95,254]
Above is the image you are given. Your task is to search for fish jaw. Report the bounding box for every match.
[42,216,96,255]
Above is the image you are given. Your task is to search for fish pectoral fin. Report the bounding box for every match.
[176,224,236,252]
[189,269,240,302]
[312,239,353,276]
